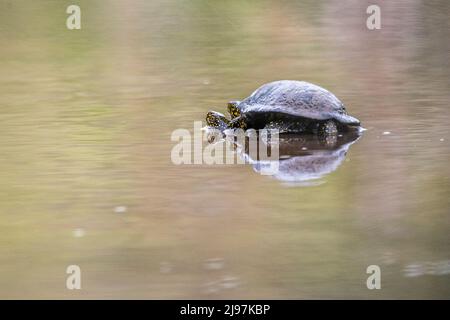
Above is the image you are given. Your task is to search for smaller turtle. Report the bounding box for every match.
[206,80,361,135]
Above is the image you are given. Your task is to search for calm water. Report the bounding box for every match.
[0,0,449,299]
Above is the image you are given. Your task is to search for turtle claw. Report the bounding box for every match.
[206,128,225,144]
[206,111,230,131]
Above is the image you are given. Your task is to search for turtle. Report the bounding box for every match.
[205,80,361,135]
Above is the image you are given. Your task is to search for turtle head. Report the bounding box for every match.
[227,101,241,119]
[206,111,230,130]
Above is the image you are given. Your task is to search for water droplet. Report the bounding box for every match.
[202,281,220,294]
[403,263,425,277]
[73,228,85,238]
[114,206,127,213]
[431,260,450,275]
[204,258,224,270]
[220,276,240,289]
[382,131,391,135]
[159,262,173,274]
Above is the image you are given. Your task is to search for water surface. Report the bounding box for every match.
[0,0,449,298]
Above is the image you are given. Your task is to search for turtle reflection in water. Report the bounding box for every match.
[252,132,360,185]
[206,130,361,185]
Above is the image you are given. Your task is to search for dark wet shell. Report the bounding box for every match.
[238,80,360,125]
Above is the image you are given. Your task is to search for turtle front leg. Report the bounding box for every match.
[227,101,241,119]
[229,116,247,130]
[206,111,230,130]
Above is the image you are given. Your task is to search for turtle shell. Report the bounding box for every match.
[237,80,360,125]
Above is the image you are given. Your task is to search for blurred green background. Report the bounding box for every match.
[0,0,449,298]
